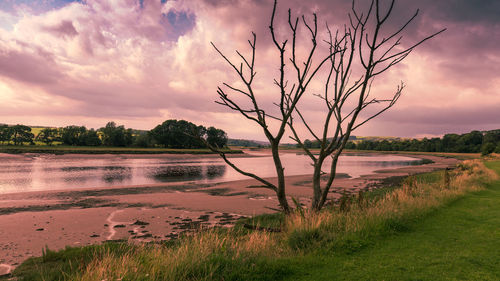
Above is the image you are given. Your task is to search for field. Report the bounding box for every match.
[0,145,242,155]
[4,158,499,280]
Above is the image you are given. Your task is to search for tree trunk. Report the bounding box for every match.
[311,156,325,210]
[271,142,291,213]
[316,153,341,211]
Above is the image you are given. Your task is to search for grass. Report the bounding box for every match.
[10,244,130,280]
[288,160,500,280]
[6,160,499,280]
[0,145,242,155]
[349,149,481,160]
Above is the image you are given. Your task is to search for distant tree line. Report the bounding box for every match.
[0,120,228,149]
[227,139,266,148]
[149,119,227,149]
[339,130,500,155]
[0,124,35,146]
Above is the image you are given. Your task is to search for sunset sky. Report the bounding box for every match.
[0,0,499,141]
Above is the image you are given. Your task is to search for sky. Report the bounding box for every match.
[0,0,499,141]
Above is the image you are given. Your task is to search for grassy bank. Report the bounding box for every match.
[0,145,242,155]
[289,160,500,280]
[6,160,498,280]
[345,149,481,160]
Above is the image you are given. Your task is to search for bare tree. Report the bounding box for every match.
[208,0,445,213]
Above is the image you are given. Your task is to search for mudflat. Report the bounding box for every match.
[0,152,458,275]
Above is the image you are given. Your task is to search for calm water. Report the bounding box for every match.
[0,152,422,194]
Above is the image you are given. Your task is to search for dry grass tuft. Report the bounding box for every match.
[76,227,281,281]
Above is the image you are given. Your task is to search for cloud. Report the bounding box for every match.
[42,19,78,38]
[0,49,64,84]
[0,0,498,140]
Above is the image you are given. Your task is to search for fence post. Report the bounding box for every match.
[444,167,451,189]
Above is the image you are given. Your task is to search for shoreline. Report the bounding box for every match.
[0,153,459,275]
[0,146,244,155]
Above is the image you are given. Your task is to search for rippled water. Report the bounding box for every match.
[0,152,422,194]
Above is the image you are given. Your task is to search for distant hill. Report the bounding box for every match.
[353,136,407,142]
[228,139,269,147]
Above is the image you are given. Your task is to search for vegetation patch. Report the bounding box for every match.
[343,129,500,155]
[0,119,233,153]
[0,145,242,155]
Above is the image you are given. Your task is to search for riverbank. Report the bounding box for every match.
[4,159,496,280]
[0,153,458,275]
[0,145,243,155]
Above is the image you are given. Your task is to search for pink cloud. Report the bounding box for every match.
[42,19,78,38]
[0,0,498,140]
[0,49,63,84]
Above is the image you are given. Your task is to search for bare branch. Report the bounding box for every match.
[222,82,252,99]
[202,139,278,192]
[376,9,417,49]
[352,82,404,130]
[287,116,317,163]
[295,106,321,142]
[379,28,446,63]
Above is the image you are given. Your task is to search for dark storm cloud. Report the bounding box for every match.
[426,0,500,24]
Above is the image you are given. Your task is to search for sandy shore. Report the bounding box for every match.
[0,153,458,275]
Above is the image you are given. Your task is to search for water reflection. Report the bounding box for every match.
[207,165,227,178]
[149,166,203,182]
[103,172,132,183]
[360,160,418,166]
[60,166,100,172]
[63,175,90,184]
[0,153,422,194]
[0,164,33,174]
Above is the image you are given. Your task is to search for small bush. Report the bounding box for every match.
[481,142,496,155]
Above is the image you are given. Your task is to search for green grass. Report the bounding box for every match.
[30,127,45,136]
[236,213,286,229]
[0,145,242,155]
[5,161,498,280]
[361,171,444,203]
[286,161,500,280]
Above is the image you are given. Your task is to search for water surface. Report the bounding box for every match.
[0,152,422,194]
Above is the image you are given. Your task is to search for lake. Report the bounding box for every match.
[0,152,423,194]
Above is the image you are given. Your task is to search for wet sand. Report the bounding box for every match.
[0,153,458,275]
